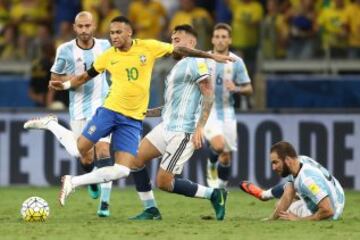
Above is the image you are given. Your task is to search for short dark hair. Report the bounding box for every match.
[173,24,198,38]
[110,16,133,31]
[213,23,232,37]
[270,141,297,160]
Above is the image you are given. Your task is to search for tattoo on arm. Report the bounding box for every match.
[173,46,212,59]
[197,79,214,128]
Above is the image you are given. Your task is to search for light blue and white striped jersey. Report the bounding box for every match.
[162,57,210,133]
[287,155,345,220]
[51,38,111,120]
[205,52,250,121]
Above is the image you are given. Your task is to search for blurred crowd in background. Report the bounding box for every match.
[0,0,360,109]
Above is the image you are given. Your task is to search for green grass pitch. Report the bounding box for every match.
[0,187,359,240]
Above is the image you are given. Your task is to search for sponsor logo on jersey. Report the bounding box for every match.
[139,55,147,66]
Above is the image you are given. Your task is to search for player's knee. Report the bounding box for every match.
[79,155,93,165]
[77,143,88,157]
[219,152,231,165]
[156,173,173,192]
[96,148,110,159]
[211,142,225,153]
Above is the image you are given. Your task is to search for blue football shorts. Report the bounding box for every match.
[82,107,142,156]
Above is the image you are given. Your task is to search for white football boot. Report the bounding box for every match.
[24,114,58,130]
[59,175,74,206]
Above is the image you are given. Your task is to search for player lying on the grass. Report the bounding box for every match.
[204,23,253,189]
[248,141,345,221]
[24,16,232,220]
[129,24,227,221]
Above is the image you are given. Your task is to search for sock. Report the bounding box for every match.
[132,167,157,209]
[218,162,230,180]
[95,158,114,205]
[80,161,94,173]
[47,121,80,157]
[195,184,213,199]
[99,181,112,205]
[71,164,130,188]
[172,178,198,198]
[261,189,273,200]
[208,147,219,165]
[271,183,285,199]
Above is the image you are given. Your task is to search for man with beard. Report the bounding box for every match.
[266,141,345,221]
[39,11,114,217]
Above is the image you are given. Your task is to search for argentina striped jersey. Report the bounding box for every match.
[51,38,111,120]
[162,57,210,133]
[288,155,345,220]
[205,52,250,121]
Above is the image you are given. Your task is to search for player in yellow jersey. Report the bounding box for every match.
[32,16,232,213]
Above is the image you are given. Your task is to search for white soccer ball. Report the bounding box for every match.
[20,196,50,222]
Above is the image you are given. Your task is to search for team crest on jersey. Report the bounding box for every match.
[76,57,82,62]
[139,55,147,65]
[87,125,96,135]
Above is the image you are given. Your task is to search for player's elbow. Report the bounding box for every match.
[317,207,334,220]
[322,207,334,220]
[242,85,253,96]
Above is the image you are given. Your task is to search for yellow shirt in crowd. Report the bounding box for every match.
[10,0,48,37]
[229,0,263,49]
[345,3,360,47]
[93,39,174,120]
[318,6,348,48]
[169,7,212,32]
[128,0,167,39]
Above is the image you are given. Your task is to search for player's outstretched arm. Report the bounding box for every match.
[49,72,91,90]
[192,77,214,149]
[145,106,163,117]
[173,46,234,63]
[270,183,295,220]
[49,67,99,91]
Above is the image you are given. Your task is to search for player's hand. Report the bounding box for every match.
[212,54,235,63]
[49,80,65,91]
[278,211,299,221]
[224,80,238,92]
[192,126,204,149]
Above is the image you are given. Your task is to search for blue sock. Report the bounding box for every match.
[132,167,157,209]
[172,178,198,197]
[208,147,219,164]
[271,183,285,199]
[80,161,94,173]
[217,162,231,181]
[95,157,114,168]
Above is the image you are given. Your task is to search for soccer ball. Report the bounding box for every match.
[20,196,50,222]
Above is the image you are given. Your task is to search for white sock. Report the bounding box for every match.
[218,179,228,189]
[47,121,80,157]
[195,184,213,199]
[261,189,274,200]
[137,191,157,209]
[71,164,130,188]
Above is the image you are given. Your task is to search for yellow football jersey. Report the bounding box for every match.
[93,39,174,120]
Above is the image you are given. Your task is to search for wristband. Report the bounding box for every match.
[62,81,71,90]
